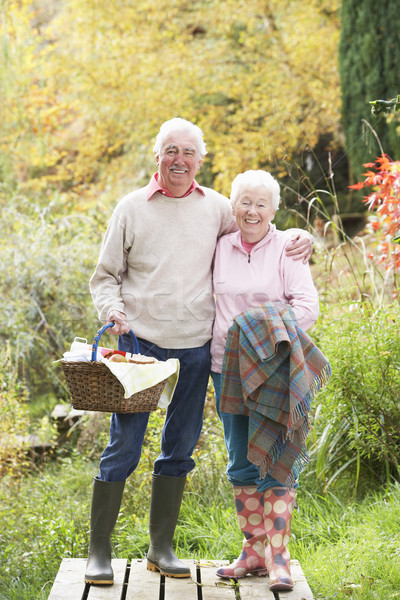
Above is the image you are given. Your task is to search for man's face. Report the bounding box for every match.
[157,130,203,197]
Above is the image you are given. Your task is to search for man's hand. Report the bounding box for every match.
[107,310,130,335]
[285,233,313,263]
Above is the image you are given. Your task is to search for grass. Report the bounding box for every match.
[2,251,399,600]
[1,435,400,600]
[293,487,400,599]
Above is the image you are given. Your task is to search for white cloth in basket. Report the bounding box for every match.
[103,358,180,408]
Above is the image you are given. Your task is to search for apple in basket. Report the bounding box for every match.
[108,353,128,363]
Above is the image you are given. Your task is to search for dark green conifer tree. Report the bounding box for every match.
[339,0,400,181]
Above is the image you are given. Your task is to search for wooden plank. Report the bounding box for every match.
[48,558,127,600]
[163,560,198,598]
[198,560,275,600]
[239,560,314,600]
[196,561,237,599]
[87,559,127,599]
[237,576,275,600]
[48,557,314,600]
[278,560,314,600]
[125,559,160,600]
[48,558,87,600]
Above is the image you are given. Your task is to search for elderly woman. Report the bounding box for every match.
[211,170,329,591]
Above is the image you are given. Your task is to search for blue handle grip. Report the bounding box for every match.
[91,323,139,361]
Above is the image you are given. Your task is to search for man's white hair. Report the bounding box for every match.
[153,118,207,158]
[231,170,281,210]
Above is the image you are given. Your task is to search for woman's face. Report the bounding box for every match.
[233,185,276,243]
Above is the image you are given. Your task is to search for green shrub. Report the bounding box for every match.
[305,302,400,495]
[0,344,30,478]
[0,189,99,400]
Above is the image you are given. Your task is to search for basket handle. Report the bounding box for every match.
[91,323,140,361]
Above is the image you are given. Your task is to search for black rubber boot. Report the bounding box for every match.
[146,473,190,578]
[85,477,125,585]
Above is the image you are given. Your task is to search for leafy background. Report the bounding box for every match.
[1,1,400,599]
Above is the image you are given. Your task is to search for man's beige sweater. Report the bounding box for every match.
[89,184,236,348]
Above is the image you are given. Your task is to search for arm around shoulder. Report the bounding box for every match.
[284,228,314,262]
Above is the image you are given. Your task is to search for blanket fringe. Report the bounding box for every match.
[288,362,332,431]
[257,441,310,483]
[255,364,332,483]
[284,448,309,487]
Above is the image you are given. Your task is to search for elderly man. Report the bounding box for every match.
[86,118,312,585]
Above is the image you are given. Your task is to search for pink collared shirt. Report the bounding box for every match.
[147,172,205,200]
[210,226,319,372]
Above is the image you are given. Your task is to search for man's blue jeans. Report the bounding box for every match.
[211,371,286,492]
[98,335,211,482]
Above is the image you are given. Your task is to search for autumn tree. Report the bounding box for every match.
[339,0,400,182]
[1,0,342,210]
[349,154,400,293]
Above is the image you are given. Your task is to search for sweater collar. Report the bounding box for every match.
[147,173,205,200]
[229,223,277,252]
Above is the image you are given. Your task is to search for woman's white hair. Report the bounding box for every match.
[153,118,207,158]
[231,170,281,210]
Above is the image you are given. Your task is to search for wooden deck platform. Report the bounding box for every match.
[47,558,314,600]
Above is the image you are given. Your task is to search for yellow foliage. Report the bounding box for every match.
[1,0,341,205]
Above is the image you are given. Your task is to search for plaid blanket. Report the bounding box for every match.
[220,302,331,486]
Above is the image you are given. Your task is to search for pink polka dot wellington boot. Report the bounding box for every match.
[216,486,268,579]
[263,487,297,591]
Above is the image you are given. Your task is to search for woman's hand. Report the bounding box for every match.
[107,310,131,335]
[285,233,313,263]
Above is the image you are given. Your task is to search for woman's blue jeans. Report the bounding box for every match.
[211,371,286,492]
[98,336,211,482]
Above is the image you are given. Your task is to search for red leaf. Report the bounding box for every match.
[348,181,364,190]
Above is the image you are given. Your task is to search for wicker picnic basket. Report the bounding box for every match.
[61,324,167,413]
